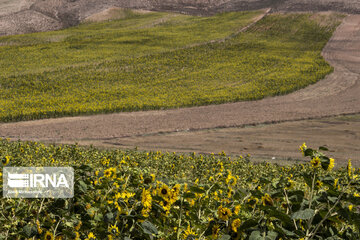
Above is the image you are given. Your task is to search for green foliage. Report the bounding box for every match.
[0,138,359,239]
[0,12,342,122]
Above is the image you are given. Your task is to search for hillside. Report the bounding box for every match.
[0,10,342,122]
[0,0,360,36]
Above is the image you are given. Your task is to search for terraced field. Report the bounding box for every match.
[0,10,342,122]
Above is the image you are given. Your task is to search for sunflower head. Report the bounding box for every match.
[158,184,171,199]
[182,224,196,239]
[247,196,259,208]
[141,188,152,208]
[104,169,112,178]
[211,224,220,238]
[108,224,119,235]
[315,180,323,189]
[104,168,116,179]
[310,157,321,168]
[231,218,241,232]
[261,193,273,206]
[299,142,307,155]
[74,232,80,240]
[2,156,10,166]
[327,158,335,171]
[85,232,96,240]
[347,159,353,177]
[217,206,232,221]
[44,231,54,240]
[285,178,294,190]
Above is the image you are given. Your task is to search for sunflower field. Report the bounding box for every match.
[0,138,359,239]
[0,11,344,122]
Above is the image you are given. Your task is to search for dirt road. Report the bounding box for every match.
[104,115,360,167]
[1,14,359,166]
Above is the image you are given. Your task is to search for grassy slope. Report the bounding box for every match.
[0,10,342,122]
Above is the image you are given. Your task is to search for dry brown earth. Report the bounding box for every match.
[104,115,360,167]
[1,0,360,36]
[1,14,360,167]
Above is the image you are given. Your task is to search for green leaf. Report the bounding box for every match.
[64,221,74,227]
[22,225,36,238]
[274,225,297,237]
[141,220,158,235]
[303,173,315,188]
[104,212,115,223]
[23,225,32,238]
[263,206,293,226]
[304,148,315,157]
[266,231,278,240]
[249,231,263,240]
[204,220,217,236]
[239,219,259,231]
[288,190,305,203]
[87,207,98,214]
[218,235,231,240]
[292,209,315,220]
[189,186,206,194]
[319,146,329,151]
[78,180,88,193]
[183,192,196,198]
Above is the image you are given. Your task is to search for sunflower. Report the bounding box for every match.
[36,220,43,234]
[74,220,82,231]
[231,218,241,232]
[160,200,171,215]
[104,168,113,178]
[104,169,112,178]
[44,231,54,240]
[247,196,259,208]
[141,207,151,218]
[172,184,180,195]
[285,178,295,190]
[233,205,241,215]
[2,156,10,166]
[310,157,321,168]
[108,224,119,235]
[334,178,339,189]
[315,180,323,189]
[261,193,273,206]
[347,159,352,177]
[158,184,171,199]
[299,142,307,155]
[141,188,152,209]
[170,185,180,203]
[217,206,232,221]
[85,232,96,240]
[212,224,220,238]
[225,172,237,186]
[74,232,80,240]
[150,174,156,182]
[183,224,196,239]
[327,158,335,171]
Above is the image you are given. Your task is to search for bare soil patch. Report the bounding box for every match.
[1,14,360,166]
[0,0,28,17]
[97,115,360,168]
